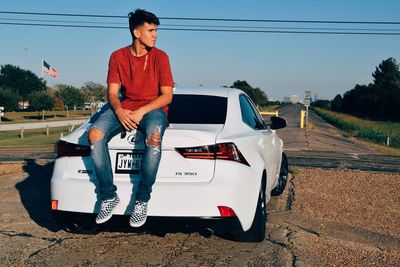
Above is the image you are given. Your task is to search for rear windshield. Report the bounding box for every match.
[168,95,227,124]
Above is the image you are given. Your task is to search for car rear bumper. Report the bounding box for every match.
[53,210,243,235]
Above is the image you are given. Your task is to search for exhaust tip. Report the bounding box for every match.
[199,228,214,238]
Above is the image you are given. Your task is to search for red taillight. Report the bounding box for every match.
[55,140,91,158]
[218,206,236,217]
[175,142,250,166]
[51,200,58,210]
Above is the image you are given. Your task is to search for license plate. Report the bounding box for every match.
[115,152,143,173]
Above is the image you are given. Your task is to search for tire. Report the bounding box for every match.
[271,153,288,196]
[232,182,267,242]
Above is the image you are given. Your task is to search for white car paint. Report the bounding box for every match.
[51,86,285,235]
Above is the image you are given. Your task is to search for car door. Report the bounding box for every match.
[239,94,280,190]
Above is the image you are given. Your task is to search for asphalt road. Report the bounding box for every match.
[274,104,400,173]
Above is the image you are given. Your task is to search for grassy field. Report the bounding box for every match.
[0,111,89,147]
[0,126,75,148]
[1,110,91,123]
[314,108,400,149]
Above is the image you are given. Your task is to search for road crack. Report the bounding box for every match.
[285,173,295,211]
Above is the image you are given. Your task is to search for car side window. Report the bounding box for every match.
[239,94,263,129]
[245,95,267,129]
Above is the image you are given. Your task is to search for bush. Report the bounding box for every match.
[314,108,400,148]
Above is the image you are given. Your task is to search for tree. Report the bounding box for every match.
[0,86,20,111]
[28,91,55,120]
[372,58,400,92]
[81,81,107,109]
[0,64,46,107]
[331,94,343,111]
[55,84,85,116]
[340,58,400,121]
[341,84,376,116]
[311,99,330,109]
[371,58,400,120]
[231,80,268,106]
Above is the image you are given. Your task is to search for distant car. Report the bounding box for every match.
[51,86,288,242]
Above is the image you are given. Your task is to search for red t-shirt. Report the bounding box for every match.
[107,46,174,113]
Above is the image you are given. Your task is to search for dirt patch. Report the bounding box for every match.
[286,168,400,266]
[293,168,400,237]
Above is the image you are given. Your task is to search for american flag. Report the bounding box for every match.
[42,60,60,78]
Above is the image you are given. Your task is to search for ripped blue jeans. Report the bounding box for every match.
[89,105,168,202]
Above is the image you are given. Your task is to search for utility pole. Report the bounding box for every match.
[304,91,312,128]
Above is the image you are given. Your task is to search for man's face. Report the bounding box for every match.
[134,22,158,48]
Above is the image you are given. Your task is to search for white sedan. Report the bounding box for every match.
[51,86,288,242]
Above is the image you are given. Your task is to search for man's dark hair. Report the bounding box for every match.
[128,9,160,39]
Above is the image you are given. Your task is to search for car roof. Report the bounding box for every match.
[173,86,241,98]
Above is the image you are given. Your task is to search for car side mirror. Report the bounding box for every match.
[270,116,286,130]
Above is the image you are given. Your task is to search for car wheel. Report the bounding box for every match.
[232,183,267,242]
[271,153,288,196]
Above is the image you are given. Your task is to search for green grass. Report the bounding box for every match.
[1,110,91,123]
[0,126,75,147]
[314,108,400,148]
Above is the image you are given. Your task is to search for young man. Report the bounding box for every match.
[88,9,174,227]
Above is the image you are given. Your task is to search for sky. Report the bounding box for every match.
[1,0,400,101]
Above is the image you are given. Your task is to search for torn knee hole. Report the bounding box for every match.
[146,127,161,147]
[88,128,105,144]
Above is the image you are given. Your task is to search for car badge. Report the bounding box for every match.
[127,134,137,144]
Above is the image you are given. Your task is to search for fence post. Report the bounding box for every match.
[46,125,49,136]
[20,127,24,139]
[386,135,390,146]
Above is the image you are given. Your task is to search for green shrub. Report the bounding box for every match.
[314,108,400,148]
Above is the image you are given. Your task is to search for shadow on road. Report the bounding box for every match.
[15,159,61,232]
[13,159,234,239]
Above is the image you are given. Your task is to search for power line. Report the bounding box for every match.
[1,10,400,35]
[1,10,400,25]
[1,21,400,35]
[2,18,400,32]
[0,17,126,25]
[0,22,125,29]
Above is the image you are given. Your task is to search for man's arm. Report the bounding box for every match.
[108,83,173,131]
[108,82,138,131]
[130,86,173,123]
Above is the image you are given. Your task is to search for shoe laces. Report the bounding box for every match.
[101,198,116,208]
[135,201,147,213]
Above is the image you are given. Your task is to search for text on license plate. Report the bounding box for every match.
[115,152,143,173]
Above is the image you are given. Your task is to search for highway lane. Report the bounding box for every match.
[267,104,400,172]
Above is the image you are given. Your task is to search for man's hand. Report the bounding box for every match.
[115,107,140,131]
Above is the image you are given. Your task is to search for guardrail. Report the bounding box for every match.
[260,111,279,116]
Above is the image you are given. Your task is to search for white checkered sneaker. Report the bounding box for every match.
[95,195,120,224]
[130,201,148,227]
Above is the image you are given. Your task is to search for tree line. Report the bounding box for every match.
[313,58,400,122]
[0,64,107,115]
